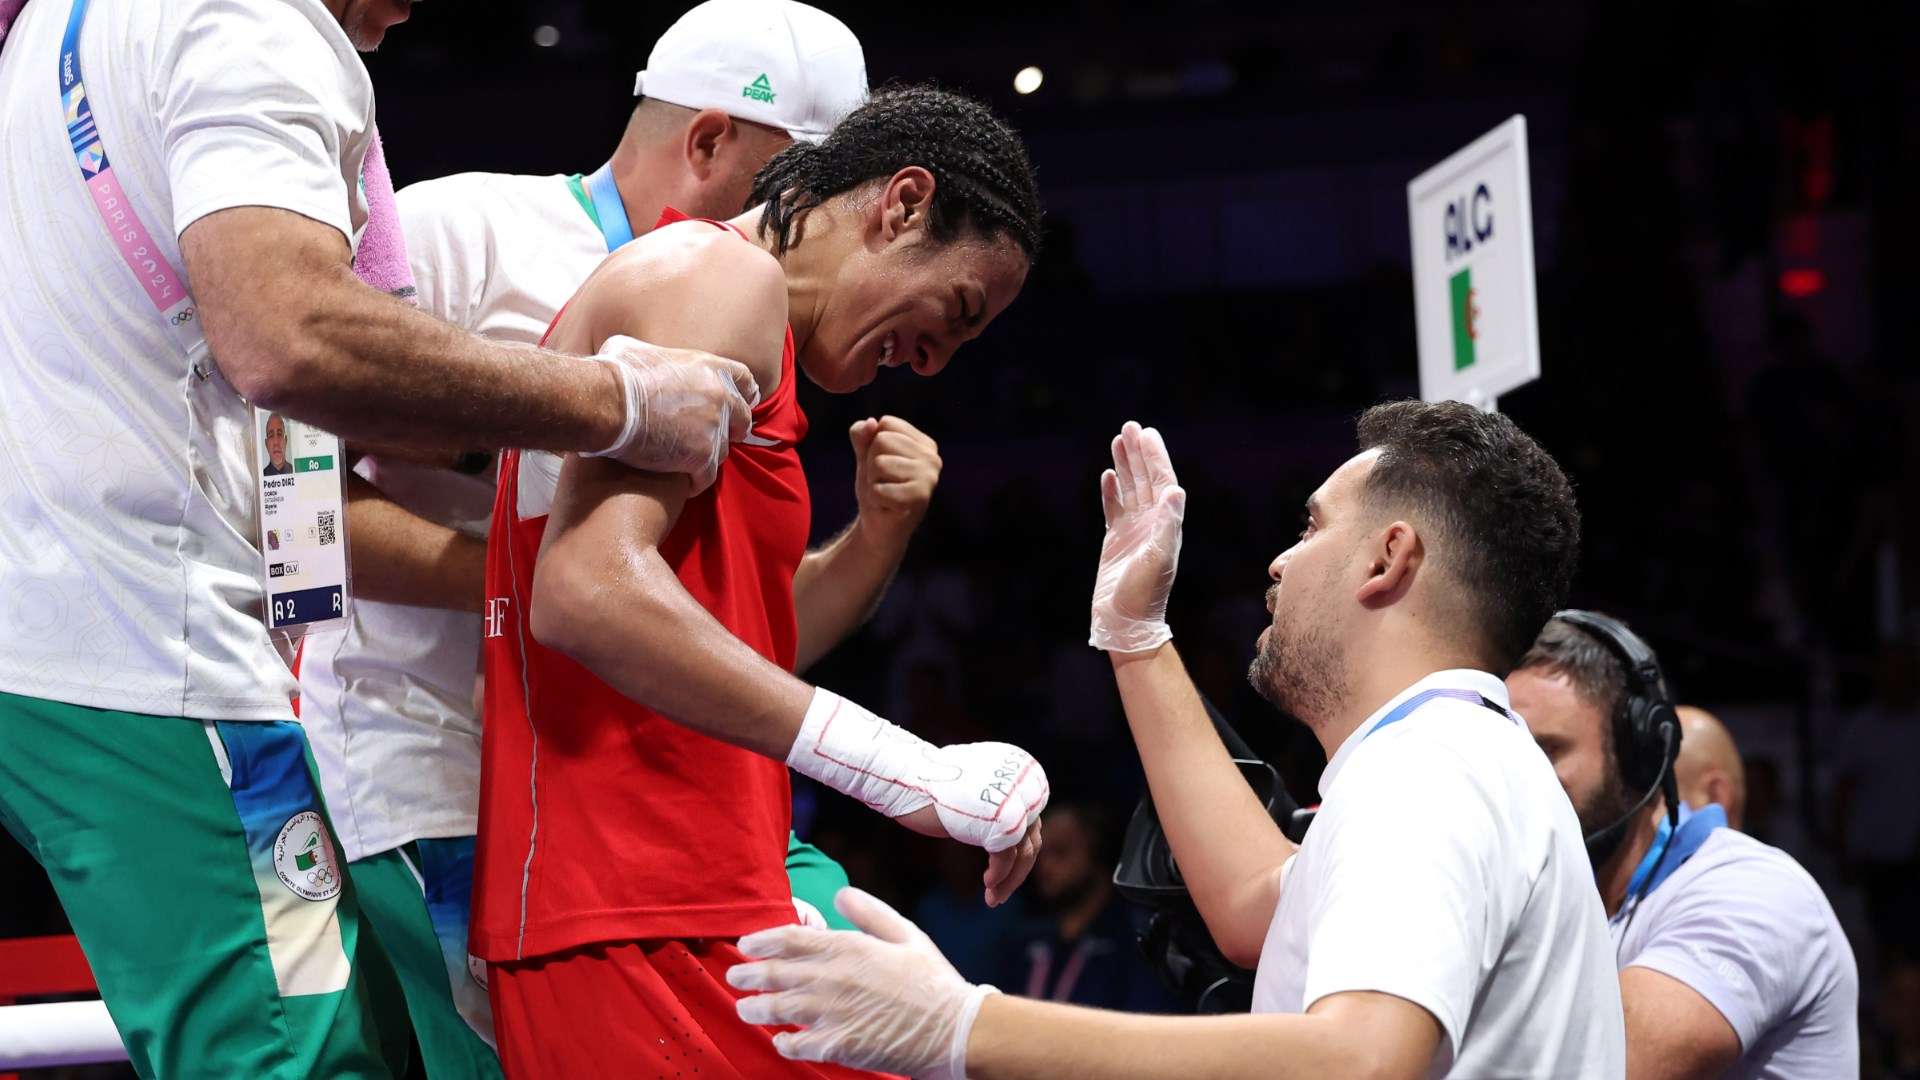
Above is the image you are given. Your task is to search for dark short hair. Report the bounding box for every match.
[746,85,1042,259]
[1517,616,1629,725]
[1355,400,1581,671]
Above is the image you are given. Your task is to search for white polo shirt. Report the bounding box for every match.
[1253,669,1626,1078]
[1614,822,1858,1079]
[296,171,604,860]
[0,0,371,720]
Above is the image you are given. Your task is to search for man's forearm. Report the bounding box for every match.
[183,206,623,454]
[344,475,486,612]
[1111,645,1296,966]
[964,995,1366,1080]
[792,519,908,673]
[263,268,624,453]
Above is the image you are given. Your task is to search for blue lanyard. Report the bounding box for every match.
[1363,688,1514,742]
[1624,802,1726,902]
[584,162,633,252]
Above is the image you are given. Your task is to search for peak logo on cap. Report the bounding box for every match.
[636,0,864,143]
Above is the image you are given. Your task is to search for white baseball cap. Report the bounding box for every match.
[633,0,867,145]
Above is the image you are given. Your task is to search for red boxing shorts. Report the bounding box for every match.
[489,938,902,1080]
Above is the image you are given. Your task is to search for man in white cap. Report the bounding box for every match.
[296,3,913,1073]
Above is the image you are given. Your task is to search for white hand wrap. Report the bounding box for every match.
[792,896,830,931]
[787,688,1048,853]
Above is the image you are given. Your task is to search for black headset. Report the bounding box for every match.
[1552,610,1682,858]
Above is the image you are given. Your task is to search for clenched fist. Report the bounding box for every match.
[850,416,941,546]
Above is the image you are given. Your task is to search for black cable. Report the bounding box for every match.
[1609,723,1681,952]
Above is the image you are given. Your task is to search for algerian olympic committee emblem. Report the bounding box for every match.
[273,811,342,901]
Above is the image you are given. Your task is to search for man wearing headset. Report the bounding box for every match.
[721,404,1626,1079]
[1508,614,1858,1079]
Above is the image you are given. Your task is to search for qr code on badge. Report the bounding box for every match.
[317,510,337,546]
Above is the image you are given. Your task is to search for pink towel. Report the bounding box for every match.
[0,0,28,45]
[354,127,417,305]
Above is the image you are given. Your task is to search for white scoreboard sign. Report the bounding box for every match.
[1407,115,1541,411]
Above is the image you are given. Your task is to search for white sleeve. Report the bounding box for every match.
[1299,748,1501,1065]
[158,0,371,243]
[1622,854,1818,1052]
[395,177,491,331]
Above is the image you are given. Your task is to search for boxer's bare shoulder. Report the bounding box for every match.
[548,220,788,401]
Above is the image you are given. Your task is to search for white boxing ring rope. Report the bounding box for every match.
[0,1000,129,1069]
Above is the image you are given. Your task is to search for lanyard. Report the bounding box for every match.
[1363,687,1515,742]
[61,0,350,638]
[59,0,203,363]
[584,162,634,251]
[1622,801,1726,903]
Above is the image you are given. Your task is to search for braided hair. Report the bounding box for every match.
[746,85,1042,260]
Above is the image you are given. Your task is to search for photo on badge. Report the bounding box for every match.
[263,412,295,476]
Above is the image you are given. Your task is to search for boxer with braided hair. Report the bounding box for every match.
[749,84,1042,258]
[472,84,1049,1077]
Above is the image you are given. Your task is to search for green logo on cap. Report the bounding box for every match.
[743,73,776,104]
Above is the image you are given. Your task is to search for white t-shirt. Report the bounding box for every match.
[296,455,495,862]
[1613,826,1858,1079]
[1253,669,1627,1078]
[296,170,604,858]
[0,0,371,719]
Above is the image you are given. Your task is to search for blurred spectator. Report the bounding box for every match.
[912,839,1029,988]
[1831,644,1920,955]
[1872,953,1920,1080]
[871,563,980,728]
[1748,317,1899,650]
[1002,803,1178,1013]
[1741,754,1809,856]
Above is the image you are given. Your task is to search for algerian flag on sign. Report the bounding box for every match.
[1449,267,1478,371]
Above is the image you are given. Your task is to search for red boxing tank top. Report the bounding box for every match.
[472,209,811,960]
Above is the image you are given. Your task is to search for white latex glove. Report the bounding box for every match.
[1089,421,1186,653]
[730,887,996,1080]
[584,334,760,494]
[788,688,1048,906]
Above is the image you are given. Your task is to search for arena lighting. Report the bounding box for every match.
[532,24,561,48]
[1013,66,1044,95]
[1779,268,1825,298]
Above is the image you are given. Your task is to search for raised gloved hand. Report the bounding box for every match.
[730,887,995,1080]
[787,688,1047,906]
[1089,421,1186,653]
[584,335,759,493]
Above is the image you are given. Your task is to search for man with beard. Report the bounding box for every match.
[722,404,1626,1079]
[1509,614,1857,1079]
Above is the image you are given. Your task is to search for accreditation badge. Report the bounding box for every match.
[254,409,351,638]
